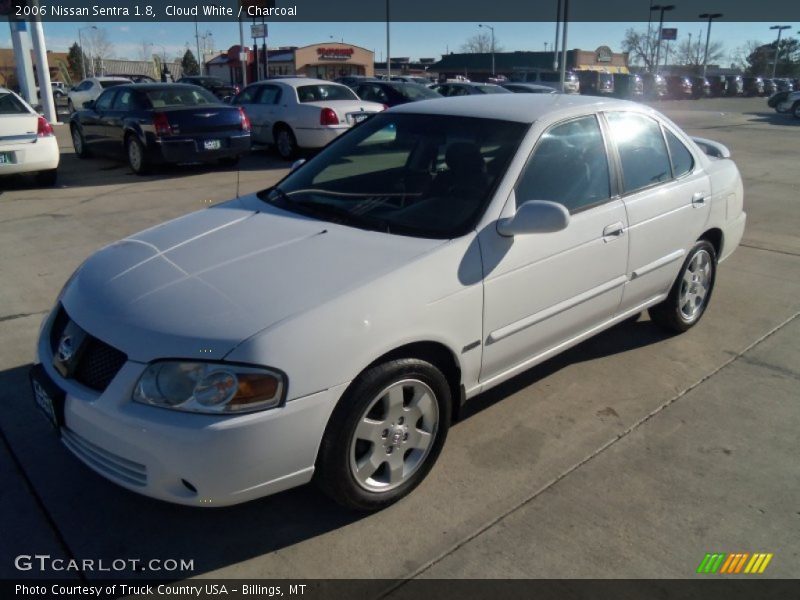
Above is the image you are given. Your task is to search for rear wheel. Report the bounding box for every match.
[34,169,58,186]
[649,240,717,333]
[71,125,90,158]
[275,126,297,160]
[316,358,452,511]
[793,102,800,120]
[126,135,150,175]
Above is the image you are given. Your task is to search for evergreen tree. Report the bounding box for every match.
[181,49,200,76]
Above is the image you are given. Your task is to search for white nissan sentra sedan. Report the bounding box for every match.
[31,94,745,510]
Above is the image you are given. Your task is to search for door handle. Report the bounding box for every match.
[692,192,706,207]
[603,222,625,240]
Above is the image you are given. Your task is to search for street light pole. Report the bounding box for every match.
[699,13,722,78]
[553,0,561,71]
[479,24,495,77]
[558,0,569,92]
[652,5,675,76]
[77,25,96,80]
[769,25,791,79]
[386,0,391,79]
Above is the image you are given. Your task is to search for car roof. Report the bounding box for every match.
[92,76,132,81]
[262,77,346,88]
[112,83,218,92]
[390,93,646,123]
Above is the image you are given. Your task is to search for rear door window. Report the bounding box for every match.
[257,85,281,104]
[606,112,672,193]
[665,129,694,178]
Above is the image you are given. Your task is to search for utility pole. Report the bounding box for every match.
[699,13,722,78]
[558,0,569,92]
[386,0,391,78]
[479,24,495,77]
[553,0,561,71]
[653,5,675,76]
[769,25,791,78]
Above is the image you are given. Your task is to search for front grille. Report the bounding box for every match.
[62,428,148,487]
[49,304,127,393]
[73,337,128,392]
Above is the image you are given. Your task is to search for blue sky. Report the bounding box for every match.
[2,21,798,64]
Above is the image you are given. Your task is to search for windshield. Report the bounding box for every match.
[143,87,219,107]
[259,113,529,239]
[296,84,358,102]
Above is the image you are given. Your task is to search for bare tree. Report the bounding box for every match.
[675,36,725,67]
[459,32,503,54]
[729,40,763,72]
[84,28,114,75]
[621,28,660,71]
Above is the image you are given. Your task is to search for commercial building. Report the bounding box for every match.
[431,47,629,81]
[206,42,374,85]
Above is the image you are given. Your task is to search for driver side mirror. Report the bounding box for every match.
[497,200,570,237]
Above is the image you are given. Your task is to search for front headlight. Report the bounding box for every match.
[133,361,285,414]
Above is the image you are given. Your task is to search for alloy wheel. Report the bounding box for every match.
[679,249,712,322]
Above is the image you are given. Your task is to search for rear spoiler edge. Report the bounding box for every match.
[691,136,731,159]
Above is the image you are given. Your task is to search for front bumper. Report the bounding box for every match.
[151,133,251,164]
[35,311,348,507]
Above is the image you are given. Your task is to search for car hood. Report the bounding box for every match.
[61,195,445,362]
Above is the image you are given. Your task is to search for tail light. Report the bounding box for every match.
[381,104,389,111]
[320,107,339,126]
[153,112,172,136]
[37,115,54,137]
[238,107,251,132]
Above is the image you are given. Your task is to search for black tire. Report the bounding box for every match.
[34,169,57,186]
[274,125,297,160]
[792,102,800,120]
[218,156,240,168]
[315,358,452,511]
[649,240,717,333]
[71,125,90,158]
[126,135,150,175]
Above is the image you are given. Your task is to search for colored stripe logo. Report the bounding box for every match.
[697,553,773,574]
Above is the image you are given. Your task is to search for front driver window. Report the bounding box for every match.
[515,115,611,213]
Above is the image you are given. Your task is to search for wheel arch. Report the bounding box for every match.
[699,227,723,258]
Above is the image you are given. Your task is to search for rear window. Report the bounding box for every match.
[0,92,30,114]
[143,87,219,108]
[100,80,129,89]
[296,84,357,102]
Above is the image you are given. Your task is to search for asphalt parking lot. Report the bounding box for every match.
[0,97,798,583]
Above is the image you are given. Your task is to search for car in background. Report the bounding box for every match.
[354,81,441,107]
[742,76,764,97]
[430,82,511,97]
[69,83,251,174]
[690,76,711,99]
[232,77,384,159]
[389,76,431,85]
[639,73,668,99]
[762,78,777,96]
[50,81,67,98]
[501,82,558,94]
[67,76,132,113]
[0,87,59,186]
[108,73,157,84]
[176,76,239,101]
[707,75,728,97]
[577,71,614,96]
[773,78,794,93]
[611,73,643,99]
[32,94,745,511]
[792,79,800,92]
[772,90,800,118]
[334,75,380,89]
[509,70,580,93]
[725,75,744,96]
[665,75,693,99]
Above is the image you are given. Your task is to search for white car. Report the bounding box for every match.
[0,87,59,185]
[67,76,132,113]
[32,95,745,510]
[232,77,384,159]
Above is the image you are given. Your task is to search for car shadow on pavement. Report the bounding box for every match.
[742,112,800,127]
[0,316,670,580]
[1,149,289,192]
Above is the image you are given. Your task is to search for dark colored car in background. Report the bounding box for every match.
[335,75,380,89]
[665,75,693,99]
[610,73,643,99]
[741,76,764,97]
[108,73,157,84]
[762,78,777,96]
[639,73,667,99]
[354,81,441,106]
[725,75,744,96]
[69,84,251,174]
[501,82,558,94]
[690,76,711,99]
[430,82,511,96]
[577,71,614,95]
[773,78,794,93]
[707,75,728,97]
[176,76,239,101]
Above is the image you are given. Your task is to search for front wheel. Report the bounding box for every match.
[649,240,717,333]
[315,358,452,511]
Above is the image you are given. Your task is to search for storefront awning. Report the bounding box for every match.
[575,65,629,74]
